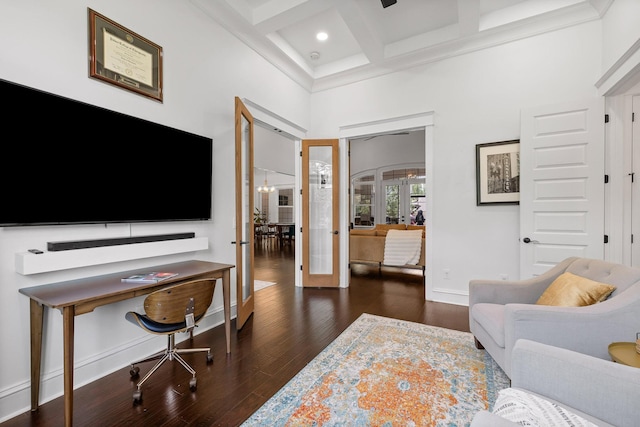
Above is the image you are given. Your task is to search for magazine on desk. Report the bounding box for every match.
[121,272,178,284]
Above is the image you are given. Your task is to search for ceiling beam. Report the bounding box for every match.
[336,0,385,63]
[252,0,336,34]
[457,0,479,37]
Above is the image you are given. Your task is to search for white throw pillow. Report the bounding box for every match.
[492,388,597,427]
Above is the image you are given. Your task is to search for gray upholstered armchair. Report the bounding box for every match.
[471,339,640,427]
[469,257,640,377]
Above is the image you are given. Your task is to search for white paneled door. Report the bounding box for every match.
[520,98,605,278]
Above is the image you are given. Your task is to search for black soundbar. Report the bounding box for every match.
[47,232,196,252]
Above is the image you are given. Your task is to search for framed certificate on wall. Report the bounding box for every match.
[88,8,163,102]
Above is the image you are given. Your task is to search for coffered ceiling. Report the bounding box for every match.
[191,0,612,92]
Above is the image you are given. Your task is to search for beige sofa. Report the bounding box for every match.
[349,224,425,273]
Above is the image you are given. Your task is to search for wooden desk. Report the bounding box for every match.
[19,260,234,427]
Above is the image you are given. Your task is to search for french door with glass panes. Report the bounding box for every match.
[381,168,426,225]
[302,139,340,287]
[234,97,255,329]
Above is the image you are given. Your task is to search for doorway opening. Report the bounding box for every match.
[253,123,298,286]
[348,130,427,281]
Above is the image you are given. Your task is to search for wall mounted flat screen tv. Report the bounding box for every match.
[0,78,213,227]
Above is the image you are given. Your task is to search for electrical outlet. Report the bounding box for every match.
[443,269,450,279]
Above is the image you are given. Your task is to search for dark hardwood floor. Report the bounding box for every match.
[3,242,469,427]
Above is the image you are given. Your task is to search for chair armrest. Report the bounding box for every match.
[511,339,640,427]
[504,284,640,365]
[469,257,577,307]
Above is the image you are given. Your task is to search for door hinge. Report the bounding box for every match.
[632,234,634,244]
[300,151,302,157]
[633,112,635,122]
[604,114,609,123]
[604,174,609,184]
[300,265,303,271]
[604,235,609,244]
[630,172,635,183]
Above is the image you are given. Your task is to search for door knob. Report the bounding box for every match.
[522,237,539,244]
[332,230,339,235]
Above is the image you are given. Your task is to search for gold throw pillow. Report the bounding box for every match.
[536,272,616,307]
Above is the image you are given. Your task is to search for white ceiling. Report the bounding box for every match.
[191,0,611,92]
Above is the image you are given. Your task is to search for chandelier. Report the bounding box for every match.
[257,170,275,193]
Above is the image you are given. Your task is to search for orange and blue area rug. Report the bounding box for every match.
[242,313,509,426]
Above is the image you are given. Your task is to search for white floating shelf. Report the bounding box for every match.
[15,237,209,275]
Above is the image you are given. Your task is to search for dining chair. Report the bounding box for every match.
[283,224,295,244]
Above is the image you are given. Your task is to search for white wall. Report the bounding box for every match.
[254,125,297,175]
[309,21,603,304]
[601,0,640,73]
[350,131,425,176]
[0,0,310,421]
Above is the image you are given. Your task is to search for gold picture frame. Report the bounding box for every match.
[88,9,163,102]
[476,140,520,205]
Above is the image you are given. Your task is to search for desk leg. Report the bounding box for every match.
[222,269,231,353]
[29,299,44,411]
[62,306,75,427]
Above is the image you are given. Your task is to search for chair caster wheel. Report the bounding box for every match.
[133,389,142,404]
[130,366,140,378]
[189,377,197,391]
[206,353,213,363]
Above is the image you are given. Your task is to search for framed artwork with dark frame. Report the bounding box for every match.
[88,8,163,102]
[476,140,520,205]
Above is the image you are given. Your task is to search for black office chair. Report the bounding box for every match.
[125,278,216,403]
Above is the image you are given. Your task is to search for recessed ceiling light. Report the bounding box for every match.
[316,32,328,41]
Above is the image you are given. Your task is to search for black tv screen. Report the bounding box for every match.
[0,78,213,227]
